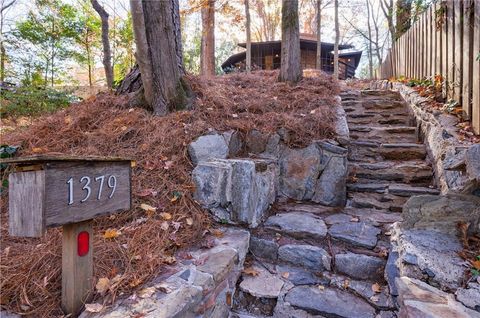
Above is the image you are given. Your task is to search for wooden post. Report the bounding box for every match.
[435,1,442,77]
[473,0,480,135]
[453,0,463,103]
[62,220,94,317]
[463,0,474,120]
[442,1,448,98]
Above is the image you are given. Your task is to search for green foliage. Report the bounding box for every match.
[14,0,82,86]
[113,13,135,82]
[0,144,19,172]
[0,86,79,117]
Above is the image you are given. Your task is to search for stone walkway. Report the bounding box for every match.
[232,90,442,317]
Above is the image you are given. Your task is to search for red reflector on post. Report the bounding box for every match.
[77,231,89,257]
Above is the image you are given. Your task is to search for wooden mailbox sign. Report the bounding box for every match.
[3,155,132,316]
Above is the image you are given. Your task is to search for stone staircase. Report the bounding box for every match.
[231,90,441,317]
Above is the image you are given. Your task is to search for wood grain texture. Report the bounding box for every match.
[8,170,45,237]
[473,0,480,135]
[62,220,93,316]
[463,0,474,120]
[44,161,131,227]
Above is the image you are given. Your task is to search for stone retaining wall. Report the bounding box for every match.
[80,228,250,318]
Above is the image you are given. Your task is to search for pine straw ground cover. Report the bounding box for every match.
[0,71,339,317]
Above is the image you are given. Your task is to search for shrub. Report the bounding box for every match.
[0,86,80,117]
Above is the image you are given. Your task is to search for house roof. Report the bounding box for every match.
[237,38,353,51]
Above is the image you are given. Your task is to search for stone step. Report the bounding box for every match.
[361,90,401,98]
[387,183,440,197]
[350,133,418,144]
[349,161,433,184]
[363,100,405,110]
[347,182,439,197]
[348,192,408,212]
[377,143,427,160]
[264,212,327,241]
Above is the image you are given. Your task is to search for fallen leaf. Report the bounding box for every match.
[318,285,325,290]
[64,116,72,124]
[85,303,103,313]
[103,229,120,239]
[171,221,181,233]
[136,189,157,197]
[472,260,480,271]
[343,279,350,289]
[170,191,182,202]
[164,256,176,264]
[32,147,43,153]
[140,203,157,213]
[281,272,290,279]
[226,291,232,306]
[371,283,382,293]
[160,221,169,231]
[211,229,224,238]
[201,236,216,248]
[129,278,142,288]
[160,212,172,220]
[186,217,193,226]
[138,287,156,298]
[370,295,379,302]
[242,267,260,276]
[4,247,10,257]
[96,277,110,294]
[163,161,174,170]
[350,217,359,222]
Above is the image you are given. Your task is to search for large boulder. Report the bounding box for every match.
[188,131,242,165]
[193,159,277,228]
[279,141,348,206]
[402,194,480,235]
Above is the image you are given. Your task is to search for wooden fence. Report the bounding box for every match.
[376,0,480,135]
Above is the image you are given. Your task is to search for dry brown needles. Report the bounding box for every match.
[0,71,339,317]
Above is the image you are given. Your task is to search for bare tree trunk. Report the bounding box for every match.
[91,0,113,89]
[245,0,251,73]
[279,0,301,83]
[380,0,395,44]
[366,0,373,78]
[200,0,215,76]
[0,42,5,82]
[333,0,339,79]
[142,0,191,115]
[395,0,412,40]
[130,0,154,106]
[316,0,322,70]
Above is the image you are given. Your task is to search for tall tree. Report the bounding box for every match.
[200,0,215,76]
[315,0,322,70]
[0,0,16,82]
[366,0,373,78]
[279,0,301,83]
[395,0,412,39]
[91,0,113,89]
[245,0,251,73]
[333,0,339,79]
[130,0,153,105]
[16,0,78,86]
[380,0,395,43]
[135,0,191,115]
[251,0,281,41]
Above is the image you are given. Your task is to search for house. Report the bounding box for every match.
[221,34,362,79]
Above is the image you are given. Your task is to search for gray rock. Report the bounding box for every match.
[324,213,352,225]
[344,208,403,224]
[285,286,376,318]
[279,144,324,200]
[264,212,327,240]
[391,226,465,290]
[334,104,350,145]
[239,265,284,298]
[396,276,480,318]
[347,280,395,310]
[188,133,229,165]
[217,227,250,265]
[384,251,400,296]
[329,222,381,249]
[466,144,480,181]
[316,140,348,155]
[197,248,237,283]
[376,311,397,318]
[278,244,331,271]
[192,160,232,208]
[193,159,277,227]
[402,194,480,235]
[245,130,269,154]
[223,130,243,157]
[347,183,389,193]
[277,265,330,286]
[456,283,480,312]
[249,237,278,260]
[378,143,426,160]
[312,154,348,206]
[335,253,386,281]
[388,184,440,197]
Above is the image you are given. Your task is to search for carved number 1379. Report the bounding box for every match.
[66,175,117,205]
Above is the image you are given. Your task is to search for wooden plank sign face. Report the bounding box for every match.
[44,161,131,227]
